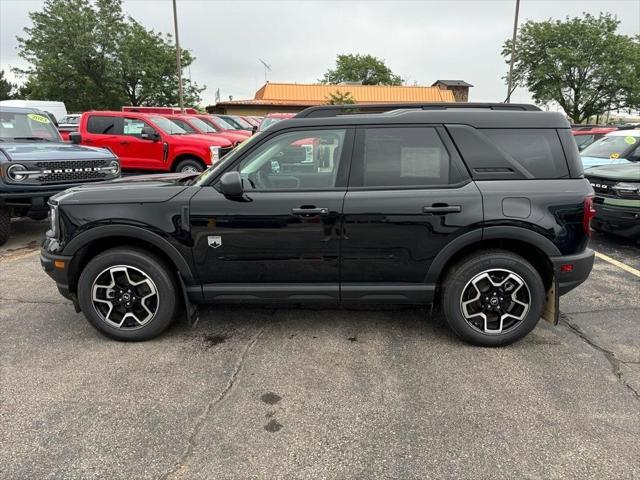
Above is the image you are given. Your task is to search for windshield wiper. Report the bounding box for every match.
[11,136,53,141]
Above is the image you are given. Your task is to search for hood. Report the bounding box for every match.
[52,172,195,205]
[0,142,115,161]
[182,133,232,147]
[580,155,632,169]
[584,162,640,181]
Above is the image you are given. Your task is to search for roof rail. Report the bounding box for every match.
[295,102,542,118]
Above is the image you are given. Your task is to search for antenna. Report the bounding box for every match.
[258,58,272,82]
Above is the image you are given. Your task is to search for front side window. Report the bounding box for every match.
[351,127,454,188]
[235,129,346,190]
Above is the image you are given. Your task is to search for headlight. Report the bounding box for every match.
[7,164,28,182]
[612,182,640,198]
[209,146,220,164]
[107,159,120,176]
[48,204,59,238]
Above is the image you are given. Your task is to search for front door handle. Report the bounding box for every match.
[423,205,462,214]
[291,207,329,216]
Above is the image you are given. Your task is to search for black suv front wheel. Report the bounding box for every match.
[442,250,545,347]
[77,248,178,341]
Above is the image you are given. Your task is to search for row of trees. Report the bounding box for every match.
[7,0,203,111]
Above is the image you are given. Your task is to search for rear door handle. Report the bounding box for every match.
[291,207,329,216]
[423,205,462,214]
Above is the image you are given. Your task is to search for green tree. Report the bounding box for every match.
[16,0,203,111]
[321,54,402,86]
[0,70,16,100]
[502,13,640,123]
[117,19,204,107]
[325,90,356,105]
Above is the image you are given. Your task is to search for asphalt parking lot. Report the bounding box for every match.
[1,218,639,480]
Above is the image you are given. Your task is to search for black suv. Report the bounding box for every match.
[41,103,595,346]
[1,106,120,245]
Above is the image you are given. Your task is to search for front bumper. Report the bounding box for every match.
[40,248,74,301]
[591,202,640,239]
[0,187,72,208]
[551,248,595,296]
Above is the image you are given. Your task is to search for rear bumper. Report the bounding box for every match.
[551,248,595,296]
[592,203,640,239]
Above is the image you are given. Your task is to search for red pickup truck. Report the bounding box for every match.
[193,115,251,144]
[72,111,233,173]
[163,114,246,147]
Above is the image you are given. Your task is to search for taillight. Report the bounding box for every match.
[583,196,596,236]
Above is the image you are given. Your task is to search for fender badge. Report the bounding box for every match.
[207,236,222,248]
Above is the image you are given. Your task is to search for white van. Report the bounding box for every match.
[0,100,67,122]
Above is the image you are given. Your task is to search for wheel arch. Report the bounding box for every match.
[63,225,197,294]
[427,227,559,294]
[171,153,206,171]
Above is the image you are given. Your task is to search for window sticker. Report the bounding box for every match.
[610,152,620,159]
[27,113,50,124]
[624,136,637,145]
[1,122,15,128]
[400,147,442,177]
[124,121,144,135]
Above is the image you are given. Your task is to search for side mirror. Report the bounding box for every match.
[251,125,258,135]
[141,126,160,141]
[69,132,82,144]
[220,171,244,197]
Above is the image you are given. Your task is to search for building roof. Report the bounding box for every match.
[432,80,474,87]
[214,82,455,108]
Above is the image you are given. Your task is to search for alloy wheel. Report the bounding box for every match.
[459,269,531,334]
[91,265,159,329]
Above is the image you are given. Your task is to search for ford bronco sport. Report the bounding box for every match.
[0,106,120,245]
[41,103,595,346]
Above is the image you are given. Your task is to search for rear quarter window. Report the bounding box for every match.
[480,129,569,179]
[87,116,122,135]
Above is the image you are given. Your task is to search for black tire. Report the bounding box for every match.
[174,158,204,173]
[77,247,178,341]
[0,207,10,246]
[441,249,545,347]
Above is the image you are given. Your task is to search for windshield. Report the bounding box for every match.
[60,115,80,125]
[150,116,187,135]
[0,110,60,141]
[189,117,217,133]
[259,117,284,131]
[210,116,236,130]
[581,134,639,159]
[169,118,197,134]
[222,115,251,129]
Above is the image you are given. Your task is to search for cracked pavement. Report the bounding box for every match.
[1,219,639,479]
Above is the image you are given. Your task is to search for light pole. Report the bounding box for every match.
[506,0,520,103]
[172,0,185,112]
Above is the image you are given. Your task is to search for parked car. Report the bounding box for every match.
[41,102,595,346]
[258,112,295,131]
[572,126,618,151]
[122,106,199,114]
[57,113,82,141]
[241,116,261,127]
[192,115,252,144]
[580,129,640,169]
[72,111,231,173]
[0,99,67,122]
[214,114,251,131]
[585,163,640,239]
[162,114,239,150]
[0,106,120,245]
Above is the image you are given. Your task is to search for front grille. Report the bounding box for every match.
[586,176,617,197]
[10,158,117,185]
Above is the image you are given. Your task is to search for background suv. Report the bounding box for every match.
[42,103,594,346]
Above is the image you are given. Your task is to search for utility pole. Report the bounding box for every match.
[172,0,184,112]
[506,0,520,103]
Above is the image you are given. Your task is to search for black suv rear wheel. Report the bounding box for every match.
[77,248,178,341]
[442,249,545,347]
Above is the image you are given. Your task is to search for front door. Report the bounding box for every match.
[190,127,352,302]
[340,125,483,302]
[120,117,164,170]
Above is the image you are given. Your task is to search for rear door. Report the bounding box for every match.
[83,114,124,158]
[340,125,483,302]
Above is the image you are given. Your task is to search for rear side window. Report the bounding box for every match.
[350,127,464,188]
[481,129,569,178]
[87,116,122,135]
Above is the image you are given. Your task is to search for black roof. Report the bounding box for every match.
[433,80,474,87]
[274,105,570,132]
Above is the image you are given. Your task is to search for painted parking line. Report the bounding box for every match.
[594,251,640,278]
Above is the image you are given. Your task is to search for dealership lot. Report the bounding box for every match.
[1,219,639,479]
